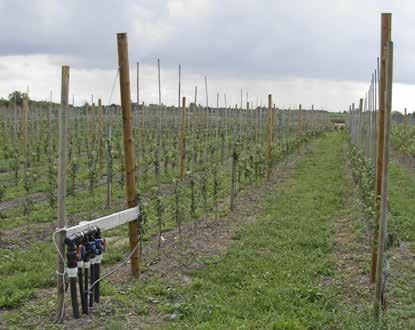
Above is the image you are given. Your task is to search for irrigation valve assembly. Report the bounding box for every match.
[64,226,106,318]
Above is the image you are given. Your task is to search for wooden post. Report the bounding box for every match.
[224,93,228,156]
[91,102,96,146]
[176,65,182,171]
[48,91,53,158]
[230,126,237,211]
[404,107,408,133]
[371,13,391,284]
[136,62,141,192]
[140,106,145,153]
[374,40,393,318]
[23,94,29,174]
[358,98,364,151]
[55,65,69,322]
[137,62,140,111]
[204,76,209,165]
[217,92,220,146]
[23,92,30,228]
[178,64,181,109]
[297,104,302,137]
[106,126,112,209]
[246,101,250,140]
[117,32,139,278]
[98,99,104,173]
[351,103,356,145]
[179,97,186,179]
[240,89,243,110]
[267,94,273,180]
[13,95,17,164]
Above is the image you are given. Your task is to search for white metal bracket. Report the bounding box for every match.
[64,207,139,238]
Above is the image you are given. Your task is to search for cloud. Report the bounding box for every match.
[0,0,414,110]
[0,1,409,79]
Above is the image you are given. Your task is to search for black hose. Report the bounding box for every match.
[94,263,100,303]
[78,266,85,314]
[94,229,103,303]
[89,259,95,308]
[69,277,80,319]
[64,237,80,319]
[88,232,97,308]
[77,243,86,315]
[82,236,90,314]
[84,266,89,313]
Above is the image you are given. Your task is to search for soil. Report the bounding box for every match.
[0,221,55,249]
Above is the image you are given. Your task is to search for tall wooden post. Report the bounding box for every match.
[23,95,29,174]
[55,65,70,322]
[204,76,209,165]
[23,92,30,228]
[136,62,141,192]
[267,94,273,180]
[136,62,140,111]
[358,98,364,151]
[98,99,104,173]
[374,40,393,318]
[178,64,181,109]
[117,32,140,278]
[179,97,186,179]
[371,13,391,284]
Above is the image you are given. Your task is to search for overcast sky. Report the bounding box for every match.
[0,0,413,111]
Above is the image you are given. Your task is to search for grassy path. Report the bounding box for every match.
[171,132,353,328]
[168,132,415,329]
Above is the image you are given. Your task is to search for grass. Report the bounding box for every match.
[384,161,415,323]
[168,133,413,329]
[389,161,415,243]
[168,132,360,328]
[3,132,414,329]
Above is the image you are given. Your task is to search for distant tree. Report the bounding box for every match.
[8,91,26,106]
[0,98,9,106]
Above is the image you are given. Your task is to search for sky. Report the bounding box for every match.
[0,0,413,111]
